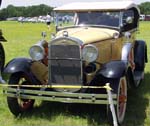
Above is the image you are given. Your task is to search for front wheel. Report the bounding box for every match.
[7,72,35,116]
[107,76,127,125]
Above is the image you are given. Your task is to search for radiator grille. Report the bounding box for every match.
[49,40,82,90]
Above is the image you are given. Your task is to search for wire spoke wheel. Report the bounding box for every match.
[107,76,127,125]
[18,78,34,110]
[117,77,127,124]
[7,72,35,116]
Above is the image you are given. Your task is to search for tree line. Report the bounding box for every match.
[0,2,150,20]
[0,4,53,20]
[139,2,150,15]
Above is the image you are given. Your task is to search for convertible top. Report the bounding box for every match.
[54,0,140,13]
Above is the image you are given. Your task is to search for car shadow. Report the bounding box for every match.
[20,101,108,126]
[19,72,150,126]
[123,72,150,126]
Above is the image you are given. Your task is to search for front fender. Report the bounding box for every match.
[4,58,32,74]
[96,61,128,78]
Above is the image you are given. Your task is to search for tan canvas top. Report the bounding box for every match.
[54,0,139,13]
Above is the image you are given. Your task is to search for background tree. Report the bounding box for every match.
[138,2,150,15]
[1,2,150,20]
[0,4,53,20]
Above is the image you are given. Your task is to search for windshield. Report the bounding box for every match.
[55,11,120,28]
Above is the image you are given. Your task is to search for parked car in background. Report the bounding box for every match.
[3,1,148,125]
[140,14,145,21]
[145,15,150,21]
[18,16,47,23]
[139,14,150,21]
[6,17,18,21]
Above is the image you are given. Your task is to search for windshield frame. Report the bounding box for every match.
[54,11,122,31]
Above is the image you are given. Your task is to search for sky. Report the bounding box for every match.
[1,0,150,8]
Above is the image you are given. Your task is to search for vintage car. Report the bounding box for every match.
[3,1,148,125]
[0,29,6,83]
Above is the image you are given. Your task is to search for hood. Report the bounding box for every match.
[56,27,119,44]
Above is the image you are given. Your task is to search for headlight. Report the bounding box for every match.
[82,44,98,62]
[29,45,45,61]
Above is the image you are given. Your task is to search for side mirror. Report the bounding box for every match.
[126,17,133,24]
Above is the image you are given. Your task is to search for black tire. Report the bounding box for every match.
[134,41,147,88]
[134,40,146,71]
[0,43,5,71]
[107,76,127,125]
[134,71,144,88]
[7,72,35,116]
[133,40,146,88]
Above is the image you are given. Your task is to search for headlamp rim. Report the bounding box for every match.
[82,44,98,62]
[29,45,45,61]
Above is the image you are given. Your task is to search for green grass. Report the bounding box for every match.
[0,21,150,126]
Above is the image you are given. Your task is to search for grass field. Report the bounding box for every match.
[0,21,150,126]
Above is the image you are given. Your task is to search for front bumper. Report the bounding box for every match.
[3,85,117,105]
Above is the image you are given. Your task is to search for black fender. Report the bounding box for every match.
[134,40,147,71]
[4,57,32,74]
[96,61,128,79]
[4,58,41,85]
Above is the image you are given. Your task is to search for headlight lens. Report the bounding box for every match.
[29,45,45,61]
[82,44,98,62]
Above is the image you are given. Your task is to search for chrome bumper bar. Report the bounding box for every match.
[3,86,117,105]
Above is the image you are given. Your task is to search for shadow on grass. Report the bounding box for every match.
[20,102,108,126]
[17,72,150,126]
[123,72,150,126]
